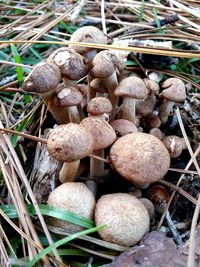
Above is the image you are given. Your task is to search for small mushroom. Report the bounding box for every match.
[69,26,108,62]
[110,133,170,185]
[54,87,83,123]
[143,78,160,96]
[136,95,156,117]
[110,119,138,137]
[87,97,113,120]
[94,193,150,246]
[149,128,163,140]
[160,78,186,124]
[47,182,95,232]
[145,116,161,129]
[115,77,148,124]
[139,198,155,220]
[22,62,69,124]
[162,135,186,158]
[80,117,116,195]
[48,47,88,87]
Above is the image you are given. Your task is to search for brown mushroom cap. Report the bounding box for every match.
[161,78,186,102]
[22,62,61,93]
[139,198,155,219]
[69,26,107,55]
[90,78,107,93]
[162,135,185,158]
[143,78,160,95]
[87,97,113,116]
[54,87,83,107]
[95,193,150,246]
[114,76,148,99]
[110,119,138,136]
[149,128,163,140]
[136,95,156,117]
[47,123,94,162]
[48,47,88,80]
[110,133,170,184]
[80,117,116,150]
[48,182,95,232]
[90,50,118,79]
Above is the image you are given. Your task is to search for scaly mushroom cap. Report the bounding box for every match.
[114,76,148,99]
[80,117,116,151]
[95,193,150,246]
[110,133,170,184]
[143,78,160,95]
[162,135,185,158]
[54,87,83,107]
[22,62,61,93]
[48,182,95,232]
[110,119,138,137]
[69,26,107,54]
[47,123,94,162]
[136,95,156,117]
[89,78,107,93]
[87,97,113,116]
[139,198,155,219]
[161,78,186,102]
[48,47,88,80]
[91,50,122,79]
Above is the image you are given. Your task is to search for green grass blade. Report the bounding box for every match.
[153,8,162,33]
[26,225,105,267]
[139,0,145,22]
[10,43,24,87]
[1,204,94,228]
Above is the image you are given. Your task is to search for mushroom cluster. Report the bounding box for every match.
[23,26,188,246]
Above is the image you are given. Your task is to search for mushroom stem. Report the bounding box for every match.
[160,100,174,124]
[63,78,77,87]
[68,106,81,123]
[90,150,105,178]
[106,72,118,121]
[59,160,80,183]
[122,97,136,123]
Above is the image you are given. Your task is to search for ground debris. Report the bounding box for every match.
[101,231,200,267]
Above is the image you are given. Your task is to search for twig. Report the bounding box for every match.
[187,194,200,267]
[165,210,183,245]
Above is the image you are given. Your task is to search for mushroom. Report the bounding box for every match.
[149,128,163,140]
[94,193,150,246]
[47,123,94,162]
[162,135,186,158]
[54,87,83,123]
[115,76,148,124]
[48,47,88,87]
[160,78,186,124]
[91,50,125,120]
[110,119,138,137]
[145,115,161,129]
[110,133,170,185]
[87,97,113,121]
[139,198,155,220]
[80,117,116,195]
[136,95,156,117]
[143,78,160,96]
[69,26,108,62]
[59,160,80,183]
[89,78,108,98]
[47,182,95,232]
[22,62,69,124]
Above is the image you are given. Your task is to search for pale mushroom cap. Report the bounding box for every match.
[69,26,107,54]
[48,182,95,232]
[54,87,83,107]
[110,119,138,136]
[114,77,148,99]
[162,135,184,158]
[139,198,155,219]
[91,50,117,78]
[143,78,160,95]
[136,95,156,117]
[47,123,94,162]
[110,133,170,184]
[80,117,116,151]
[95,193,150,246]
[48,47,88,80]
[22,62,61,93]
[149,128,163,140]
[90,78,107,93]
[87,97,113,115]
[161,78,186,102]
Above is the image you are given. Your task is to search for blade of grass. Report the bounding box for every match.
[26,225,105,267]
[139,0,145,22]
[1,204,94,228]
[10,43,24,87]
